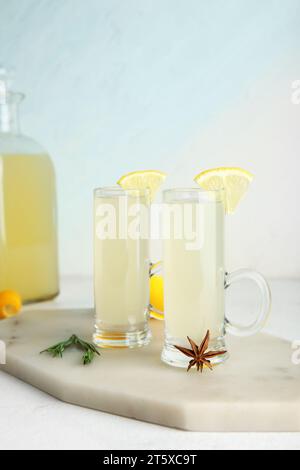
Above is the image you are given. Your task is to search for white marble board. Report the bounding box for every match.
[0,308,299,431]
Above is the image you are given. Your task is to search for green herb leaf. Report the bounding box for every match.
[41,334,100,365]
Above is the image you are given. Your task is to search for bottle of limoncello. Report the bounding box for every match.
[0,68,59,302]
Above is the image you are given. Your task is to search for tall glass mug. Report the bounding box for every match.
[161,188,271,367]
[93,187,152,348]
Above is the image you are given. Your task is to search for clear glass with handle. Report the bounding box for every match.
[160,188,271,367]
[93,187,162,348]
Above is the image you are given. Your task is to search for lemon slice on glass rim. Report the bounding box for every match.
[194,167,254,213]
[117,170,166,202]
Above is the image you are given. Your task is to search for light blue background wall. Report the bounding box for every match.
[0,0,299,277]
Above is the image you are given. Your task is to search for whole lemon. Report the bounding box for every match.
[0,290,22,319]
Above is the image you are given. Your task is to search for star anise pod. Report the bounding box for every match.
[174,330,227,372]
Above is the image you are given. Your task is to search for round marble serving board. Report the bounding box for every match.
[0,308,299,431]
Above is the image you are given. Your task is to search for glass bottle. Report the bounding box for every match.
[0,68,59,302]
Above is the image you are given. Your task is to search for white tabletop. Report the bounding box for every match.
[0,277,299,450]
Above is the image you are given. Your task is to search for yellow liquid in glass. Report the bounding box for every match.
[94,195,149,328]
[163,201,225,342]
[0,153,58,302]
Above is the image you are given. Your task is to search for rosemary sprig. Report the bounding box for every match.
[40,334,100,365]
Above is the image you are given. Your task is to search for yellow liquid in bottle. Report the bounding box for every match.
[0,153,59,302]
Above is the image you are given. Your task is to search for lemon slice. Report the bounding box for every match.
[117,170,166,202]
[0,290,22,319]
[194,167,253,213]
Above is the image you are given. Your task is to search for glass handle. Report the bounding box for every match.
[225,269,271,337]
[149,261,164,319]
